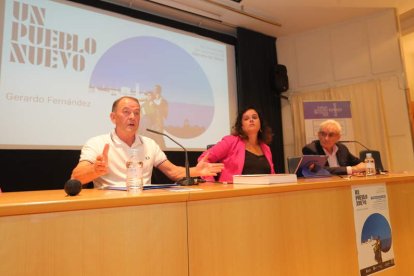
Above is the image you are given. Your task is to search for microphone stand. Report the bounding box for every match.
[340,140,386,173]
[339,140,371,151]
[146,128,196,186]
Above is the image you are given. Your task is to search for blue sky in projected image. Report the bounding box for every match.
[89,36,213,105]
[361,213,392,251]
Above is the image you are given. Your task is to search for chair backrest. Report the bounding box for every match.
[287,156,302,174]
[359,150,385,173]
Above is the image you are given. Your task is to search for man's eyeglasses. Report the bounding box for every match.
[318,131,338,138]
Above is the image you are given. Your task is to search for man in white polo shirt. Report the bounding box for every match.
[71,96,222,188]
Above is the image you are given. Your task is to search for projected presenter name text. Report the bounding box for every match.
[9,1,97,71]
[6,92,91,107]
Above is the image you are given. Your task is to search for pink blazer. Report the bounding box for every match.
[198,135,275,182]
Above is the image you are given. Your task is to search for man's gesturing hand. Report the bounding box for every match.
[95,143,109,175]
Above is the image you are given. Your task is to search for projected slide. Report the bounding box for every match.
[0,0,236,150]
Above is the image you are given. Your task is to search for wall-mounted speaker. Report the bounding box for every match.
[273,64,289,93]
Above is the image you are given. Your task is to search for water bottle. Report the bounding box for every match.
[364,153,376,176]
[126,147,143,193]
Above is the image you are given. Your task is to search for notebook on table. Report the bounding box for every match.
[294,155,331,178]
[104,183,179,191]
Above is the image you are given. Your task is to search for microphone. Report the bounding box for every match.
[339,140,371,151]
[146,128,196,186]
[340,140,386,173]
[64,179,82,196]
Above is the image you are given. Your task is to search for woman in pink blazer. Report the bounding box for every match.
[198,107,275,182]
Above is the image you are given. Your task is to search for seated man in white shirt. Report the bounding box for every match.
[71,96,223,188]
[302,119,365,175]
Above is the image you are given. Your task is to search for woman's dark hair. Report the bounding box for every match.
[231,106,273,144]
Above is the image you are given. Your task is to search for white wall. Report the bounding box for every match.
[277,9,414,172]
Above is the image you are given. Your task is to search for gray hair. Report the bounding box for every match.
[319,119,342,134]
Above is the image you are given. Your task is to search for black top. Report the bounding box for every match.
[242,150,271,175]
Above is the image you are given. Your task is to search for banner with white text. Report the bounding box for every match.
[351,184,395,276]
[303,101,356,153]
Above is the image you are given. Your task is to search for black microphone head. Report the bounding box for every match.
[64,179,82,196]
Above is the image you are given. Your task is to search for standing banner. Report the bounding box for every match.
[303,101,355,152]
[351,184,395,275]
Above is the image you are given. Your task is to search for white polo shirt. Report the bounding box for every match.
[80,130,167,188]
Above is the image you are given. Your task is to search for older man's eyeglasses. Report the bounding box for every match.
[318,131,338,138]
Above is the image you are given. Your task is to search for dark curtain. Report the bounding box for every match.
[0,150,81,192]
[236,28,285,172]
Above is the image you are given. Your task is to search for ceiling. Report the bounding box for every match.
[105,0,414,38]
